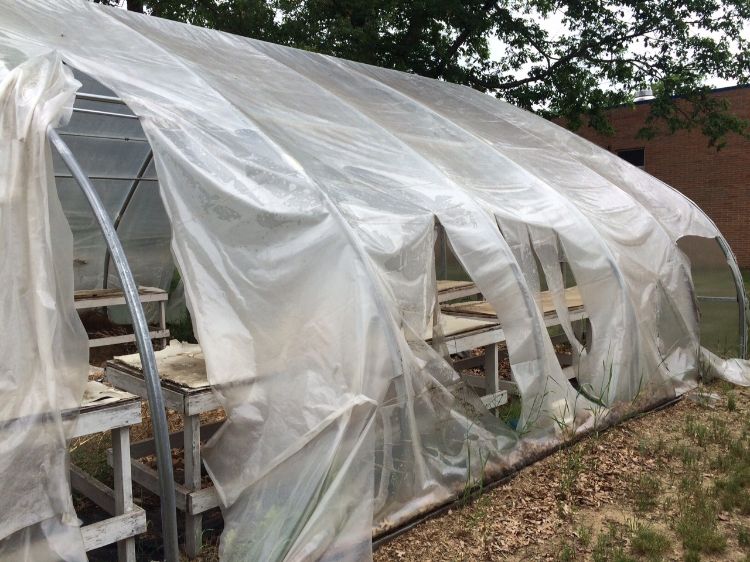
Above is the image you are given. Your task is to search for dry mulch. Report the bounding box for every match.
[375,381,750,561]
[77,308,750,561]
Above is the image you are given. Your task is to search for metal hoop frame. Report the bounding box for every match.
[48,127,179,562]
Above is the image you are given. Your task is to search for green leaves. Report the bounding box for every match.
[636,78,750,148]
[123,0,750,145]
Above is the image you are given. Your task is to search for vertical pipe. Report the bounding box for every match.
[436,223,448,280]
[102,149,153,289]
[716,235,748,359]
[48,128,179,562]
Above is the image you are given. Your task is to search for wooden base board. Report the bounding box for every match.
[81,508,146,552]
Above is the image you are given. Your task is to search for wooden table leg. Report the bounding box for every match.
[484,343,499,394]
[112,426,136,562]
[184,414,202,558]
[484,343,500,414]
[159,300,168,348]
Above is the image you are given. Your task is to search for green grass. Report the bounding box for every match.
[576,523,593,547]
[630,523,671,561]
[739,526,750,548]
[559,543,575,562]
[558,446,585,503]
[167,312,197,343]
[713,440,750,514]
[674,471,727,556]
[632,475,662,512]
[496,397,523,429]
[592,524,636,562]
[728,391,738,411]
[683,551,700,562]
[684,415,710,447]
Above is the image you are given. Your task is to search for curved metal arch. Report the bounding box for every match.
[716,235,748,359]
[48,128,179,562]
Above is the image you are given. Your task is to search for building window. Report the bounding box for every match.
[617,148,645,169]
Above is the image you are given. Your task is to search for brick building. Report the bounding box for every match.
[567,86,750,267]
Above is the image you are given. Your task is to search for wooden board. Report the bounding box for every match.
[435,322,507,355]
[129,420,224,458]
[80,508,146,552]
[89,330,170,348]
[426,314,498,340]
[109,452,224,514]
[67,381,141,438]
[436,279,480,303]
[437,280,475,292]
[72,400,141,438]
[80,380,139,411]
[443,286,584,318]
[71,464,116,515]
[105,363,221,415]
[114,341,209,390]
[480,390,508,409]
[74,286,167,309]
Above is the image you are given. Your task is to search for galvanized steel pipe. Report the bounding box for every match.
[48,127,179,562]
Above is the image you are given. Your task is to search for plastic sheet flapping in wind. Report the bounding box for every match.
[0,53,88,561]
[0,1,749,560]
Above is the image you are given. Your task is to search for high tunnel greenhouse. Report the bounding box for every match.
[1,1,749,561]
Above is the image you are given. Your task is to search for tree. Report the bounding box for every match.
[93,0,143,13]
[93,0,750,147]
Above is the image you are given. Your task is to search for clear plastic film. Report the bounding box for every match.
[0,1,748,560]
[51,69,175,324]
[0,53,88,561]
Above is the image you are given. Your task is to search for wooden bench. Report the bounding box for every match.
[433,285,588,395]
[441,285,584,320]
[74,287,170,347]
[104,343,222,558]
[67,377,146,562]
[103,285,586,556]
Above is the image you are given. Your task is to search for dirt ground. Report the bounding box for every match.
[77,309,750,561]
[375,380,750,562]
[74,369,750,561]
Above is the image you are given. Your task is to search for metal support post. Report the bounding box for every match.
[716,235,748,359]
[48,127,179,562]
[102,149,154,289]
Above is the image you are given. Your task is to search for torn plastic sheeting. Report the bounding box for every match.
[0,53,88,561]
[0,1,748,561]
[702,347,750,386]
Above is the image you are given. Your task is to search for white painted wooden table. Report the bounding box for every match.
[105,347,222,559]
[74,286,170,347]
[67,380,147,562]
[103,286,587,557]
[432,285,589,400]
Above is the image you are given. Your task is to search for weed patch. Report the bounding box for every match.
[739,526,750,549]
[685,415,710,447]
[674,480,727,555]
[630,522,670,560]
[592,524,635,562]
[728,392,738,412]
[559,543,575,561]
[632,475,661,513]
[576,523,592,548]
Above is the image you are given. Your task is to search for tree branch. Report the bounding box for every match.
[479,26,659,91]
[431,0,499,77]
